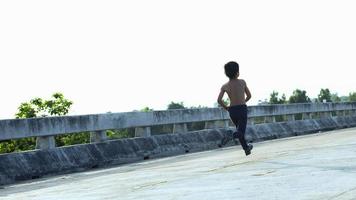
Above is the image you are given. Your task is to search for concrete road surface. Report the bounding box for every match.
[1,128,356,200]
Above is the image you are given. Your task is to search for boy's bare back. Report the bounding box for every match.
[221,79,250,106]
[217,61,252,110]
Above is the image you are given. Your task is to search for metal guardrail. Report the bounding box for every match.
[1,102,356,149]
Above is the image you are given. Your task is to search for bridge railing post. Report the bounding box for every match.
[319,111,332,118]
[173,123,188,133]
[286,114,295,121]
[348,110,353,116]
[247,117,254,125]
[336,110,345,117]
[224,120,231,127]
[135,127,151,137]
[264,116,276,123]
[328,111,333,118]
[302,113,312,120]
[36,136,56,150]
[352,109,356,116]
[90,130,108,143]
[204,120,226,129]
[346,110,354,116]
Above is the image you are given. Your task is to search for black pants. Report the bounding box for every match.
[228,104,249,150]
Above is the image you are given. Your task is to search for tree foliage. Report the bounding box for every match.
[107,129,134,140]
[318,88,332,102]
[289,89,311,103]
[15,93,73,118]
[0,137,36,154]
[349,92,356,102]
[0,93,75,154]
[269,91,286,104]
[167,101,186,110]
[331,93,341,102]
[214,98,230,108]
[140,107,154,112]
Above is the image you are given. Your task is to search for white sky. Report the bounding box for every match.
[1,0,356,119]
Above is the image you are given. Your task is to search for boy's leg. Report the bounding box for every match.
[228,105,252,155]
[234,117,249,150]
[239,110,253,155]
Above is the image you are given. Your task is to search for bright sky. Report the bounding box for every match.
[1,0,355,119]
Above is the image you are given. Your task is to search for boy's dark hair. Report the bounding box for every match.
[224,61,239,79]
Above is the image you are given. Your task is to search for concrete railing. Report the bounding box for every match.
[1,102,356,150]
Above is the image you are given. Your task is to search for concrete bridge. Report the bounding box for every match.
[1,128,356,200]
[1,102,356,199]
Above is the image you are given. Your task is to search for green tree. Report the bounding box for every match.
[57,132,90,146]
[167,101,186,110]
[107,129,134,140]
[287,89,311,120]
[269,91,287,104]
[318,88,332,102]
[15,93,73,118]
[0,137,36,154]
[140,107,153,112]
[0,93,81,154]
[340,96,349,102]
[331,93,341,102]
[349,92,356,102]
[289,89,311,103]
[214,98,230,108]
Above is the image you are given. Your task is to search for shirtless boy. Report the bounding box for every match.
[217,61,253,156]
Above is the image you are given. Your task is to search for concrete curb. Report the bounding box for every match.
[1,115,356,186]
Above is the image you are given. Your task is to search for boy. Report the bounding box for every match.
[217,61,253,156]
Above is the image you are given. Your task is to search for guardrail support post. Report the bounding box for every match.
[135,127,151,137]
[90,130,108,143]
[224,120,231,127]
[264,116,276,123]
[173,123,188,133]
[319,112,332,118]
[36,136,56,150]
[352,110,356,116]
[247,118,254,125]
[286,114,295,121]
[344,110,350,116]
[336,110,345,117]
[204,120,225,129]
[302,113,312,120]
[328,112,333,118]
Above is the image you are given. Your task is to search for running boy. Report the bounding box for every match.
[217,61,253,156]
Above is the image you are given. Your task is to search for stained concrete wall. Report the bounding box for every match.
[1,115,356,186]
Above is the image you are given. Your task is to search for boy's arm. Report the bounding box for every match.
[217,86,228,110]
[245,84,252,103]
